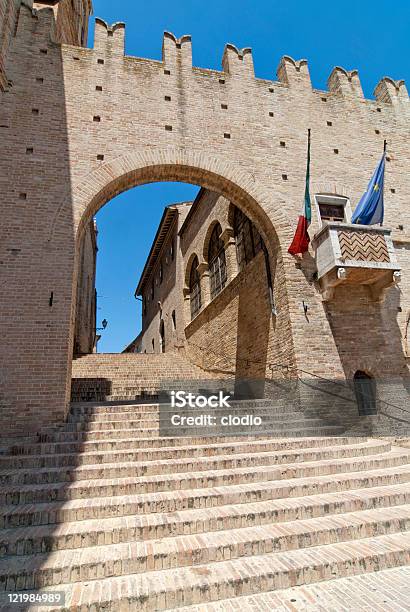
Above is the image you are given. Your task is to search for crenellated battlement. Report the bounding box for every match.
[277,56,311,89]
[162,31,192,70]
[222,44,254,78]
[94,18,125,57]
[374,77,409,104]
[328,67,364,98]
[15,8,408,106]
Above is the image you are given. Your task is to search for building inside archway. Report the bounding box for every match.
[130,188,276,380]
[73,186,278,382]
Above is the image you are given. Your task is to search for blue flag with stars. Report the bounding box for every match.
[352,153,385,225]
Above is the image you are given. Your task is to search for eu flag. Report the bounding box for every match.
[351,153,385,225]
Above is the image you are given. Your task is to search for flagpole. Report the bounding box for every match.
[381,139,387,226]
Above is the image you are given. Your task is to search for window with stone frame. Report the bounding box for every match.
[233,206,263,271]
[208,223,227,299]
[189,256,201,319]
[315,194,349,225]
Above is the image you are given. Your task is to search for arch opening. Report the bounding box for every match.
[69,153,296,405]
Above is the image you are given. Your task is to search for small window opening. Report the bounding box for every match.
[354,371,377,415]
[208,224,227,299]
[189,256,202,319]
[316,195,348,224]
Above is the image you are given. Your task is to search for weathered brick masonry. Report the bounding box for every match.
[0,1,409,437]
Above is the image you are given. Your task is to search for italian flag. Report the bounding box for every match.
[288,129,312,256]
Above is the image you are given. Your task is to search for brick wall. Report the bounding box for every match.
[73,219,97,355]
[33,0,91,46]
[185,251,284,378]
[0,0,22,90]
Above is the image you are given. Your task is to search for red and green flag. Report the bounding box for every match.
[288,129,312,256]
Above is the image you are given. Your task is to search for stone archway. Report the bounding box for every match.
[62,148,297,404]
[5,147,299,437]
[50,148,292,250]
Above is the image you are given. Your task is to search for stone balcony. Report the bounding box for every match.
[312,222,401,301]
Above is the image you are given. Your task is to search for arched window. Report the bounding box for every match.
[353,371,377,415]
[233,206,262,271]
[208,224,227,299]
[189,256,201,319]
[159,320,165,353]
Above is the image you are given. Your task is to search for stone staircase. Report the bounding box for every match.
[0,400,410,610]
[71,353,218,402]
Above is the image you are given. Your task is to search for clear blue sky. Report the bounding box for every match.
[91,0,410,352]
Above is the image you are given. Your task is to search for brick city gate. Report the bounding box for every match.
[0,2,409,438]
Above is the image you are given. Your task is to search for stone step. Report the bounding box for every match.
[0,439,390,471]
[43,416,331,433]
[23,532,410,610]
[177,566,410,611]
[36,424,347,441]
[2,453,410,525]
[36,430,274,445]
[8,434,363,458]
[2,505,410,590]
[66,409,302,424]
[70,398,282,413]
[0,445,406,492]
[1,482,408,556]
[37,425,348,443]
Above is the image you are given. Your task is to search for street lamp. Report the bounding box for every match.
[96,319,108,331]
